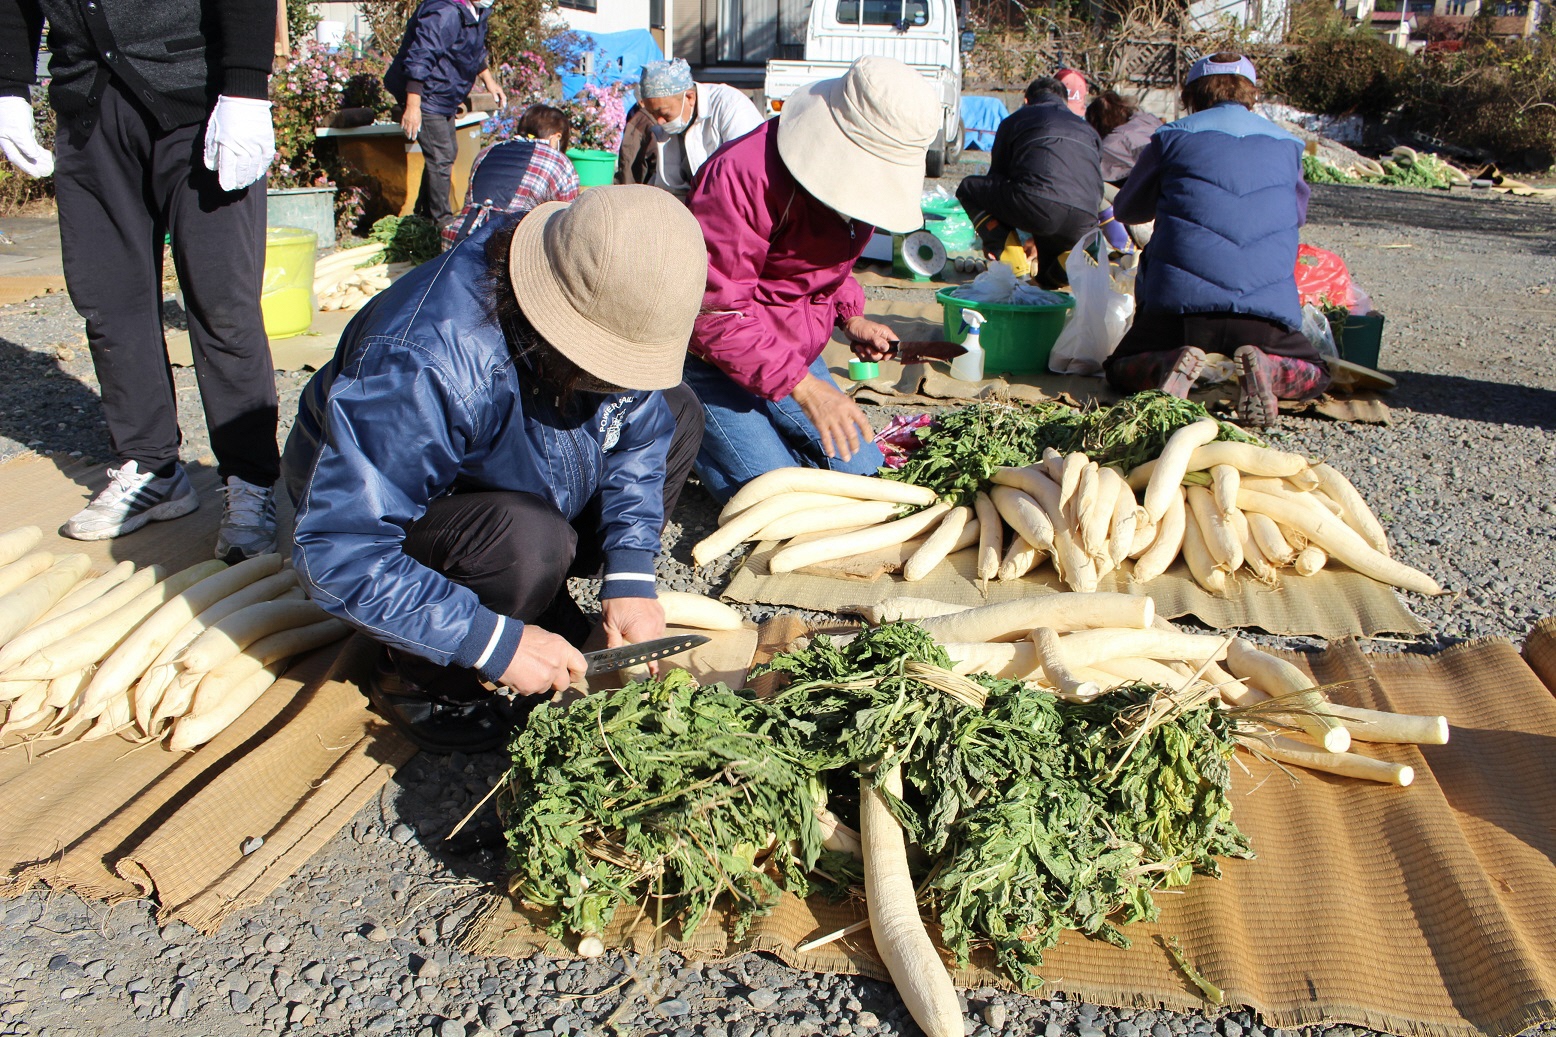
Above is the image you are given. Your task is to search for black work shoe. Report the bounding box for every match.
[365,651,535,755]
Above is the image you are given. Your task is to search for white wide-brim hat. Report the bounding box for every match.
[509,185,708,392]
[776,55,941,234]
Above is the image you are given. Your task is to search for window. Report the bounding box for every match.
[557,0,597,11]
[649,0,664,27]
[835,0,930,26]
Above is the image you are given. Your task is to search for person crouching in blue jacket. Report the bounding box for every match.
[1105,54,1331,427]
[282,186,707,753]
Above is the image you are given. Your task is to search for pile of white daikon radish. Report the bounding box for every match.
[313,243,412,313]
[861,593,1446,787]
[691,419,1442,598]
[0,528,347,750]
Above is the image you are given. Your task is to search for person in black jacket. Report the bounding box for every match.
[956,75,1103,287]
[383,0,503,229]
[0,0,284,562]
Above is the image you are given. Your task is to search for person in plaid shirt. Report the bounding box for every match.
[442,105,580,249]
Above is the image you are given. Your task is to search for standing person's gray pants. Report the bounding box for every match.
[416,113,459,228]
[52,78,280,487]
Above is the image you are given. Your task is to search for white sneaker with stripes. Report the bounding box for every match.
[214,476,278,563]
[62,461,200,541]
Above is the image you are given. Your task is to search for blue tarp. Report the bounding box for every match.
[961,95,1009,151]
[556,29,664,100]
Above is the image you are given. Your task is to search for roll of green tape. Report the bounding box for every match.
[848,360,880,381]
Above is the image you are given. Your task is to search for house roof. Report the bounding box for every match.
[1369,10,1413,23]
[1421,13,1533,36]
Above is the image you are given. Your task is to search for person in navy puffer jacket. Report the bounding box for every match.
[1105,54,1330,427]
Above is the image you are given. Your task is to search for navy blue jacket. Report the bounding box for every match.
[1115,102,1309,330]
[282,221,671,683]
[384,0,491,118]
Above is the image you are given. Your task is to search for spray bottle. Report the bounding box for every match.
[951,310,986,381]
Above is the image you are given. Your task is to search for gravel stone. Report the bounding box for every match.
[230,991,253,1012]
[746,988,779,1012]
[983,1003,1008,1029]
[857,1011,881,1029]
[264,933,290,954]
[436,1019,464,1037]
[391,824,416,845]
[658,998,691,1017]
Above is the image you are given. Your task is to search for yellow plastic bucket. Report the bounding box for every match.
[262,226,317,339]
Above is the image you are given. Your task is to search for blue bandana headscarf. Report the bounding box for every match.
[640,58,694,100]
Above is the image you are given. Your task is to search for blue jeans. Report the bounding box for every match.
[683,354,885,505]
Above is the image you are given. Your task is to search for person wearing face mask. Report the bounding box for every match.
[616,58,761,201]
[384,0,505,231]
[442,104,580,250]
[683,56,941,504]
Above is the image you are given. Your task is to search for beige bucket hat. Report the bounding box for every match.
[508,185,708,392]
[777,55,942,234]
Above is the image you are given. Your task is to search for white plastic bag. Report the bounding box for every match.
[957,261,1020,303]
[1048,230,1135,376]
[1300,303,1339,359]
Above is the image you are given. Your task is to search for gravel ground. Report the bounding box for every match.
[0,173,1553,1037]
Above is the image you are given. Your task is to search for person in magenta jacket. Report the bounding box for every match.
[682,56,942,504]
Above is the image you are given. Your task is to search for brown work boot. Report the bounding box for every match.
[1159,347,1207,399]
[1234,346,1279,428]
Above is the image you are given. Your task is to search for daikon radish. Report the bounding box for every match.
[33,561,136,627]
[1126,442,1307,490]
[989,486,1054,551]
[1225,641,1349,753]
[1092,656,1202,689]
[0,526,41,568]
[1143,419,1219,522]
[189,618,348,715]
[1294,545,1327,577]
[179,599,332,674]
[997,537,1041,582]
[1320,703,1449,745]
[87,555,285,723]
[1072,462,1105,554]
[817,807,862,857]
[1240,734,1412,786]
[1230,510,1277,584]
[1127,510,1157,559]
[77,692,134,742]
[1029,627,1102,702]
[1106,472,1138,567]
[4,561,226,682]
[695,492,860,565]
[1203,659,1258,705]
[1058,452,1087,515]
[861,764,963,1037]
[717,469,936,524]
[657,591,744,631]
[794,521,977,577]
[145,568,300,678]
[990,463,1055,498]
[944,641,1032,678]
[1132,489,1186,584]
[44,668,90,709]
[1285,467,1322,493]
[1210,465,1240,516]
[1081,465,1122,561]
[0,552,56,600]
[973,491,1001,582]
[0,554,92,648]
[149,670,202,731]
[0,678,47,705]
[1246,512,1297,567]
[1179,500,1227,594]
[770,504,951,574]
[0,682,49,734]
[1311,462,1390,556]
[754,499,904,543]
[918,593,1153,643]
[170,662,285,751]
[1307,489,1345,516]
[904,506,972,583]
[856,598,971,625]
[0,566,167,676]
[1054,628,1231,670]
[1186,485,1242,573]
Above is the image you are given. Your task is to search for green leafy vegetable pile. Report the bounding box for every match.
[884,394,1262,504]
[368,213,442,266]
[499,624,1251,987]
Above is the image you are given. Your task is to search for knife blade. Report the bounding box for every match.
[582,633,710,675]
[892,340,967,365]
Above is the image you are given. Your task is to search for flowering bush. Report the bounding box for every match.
[269,41,391,233]
[565,83,630,152]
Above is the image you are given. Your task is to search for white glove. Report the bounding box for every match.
[0,95,52,178]
[202,95,276,192]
